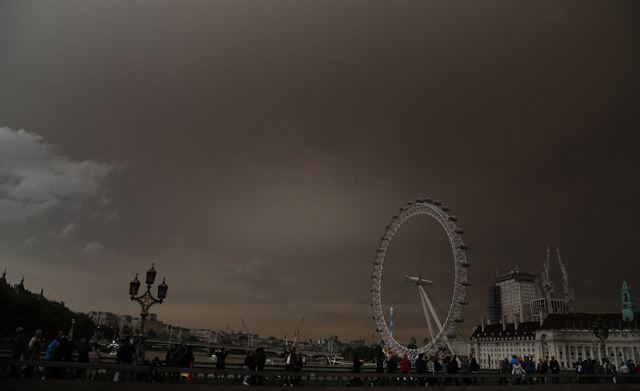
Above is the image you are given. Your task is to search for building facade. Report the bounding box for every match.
[490,270,540,323]
[471,313,640,370]
[470,319,539,369]
[531,297,570,320]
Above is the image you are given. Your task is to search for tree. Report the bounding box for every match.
[0,283,95,346]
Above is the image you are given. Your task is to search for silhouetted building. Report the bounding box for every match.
[14,276,26,294]
[487,286,502,323]
[0,268,7,287]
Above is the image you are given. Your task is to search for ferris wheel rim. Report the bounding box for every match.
[371,197,469,358]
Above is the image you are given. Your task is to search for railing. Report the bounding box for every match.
[2,359,640,386]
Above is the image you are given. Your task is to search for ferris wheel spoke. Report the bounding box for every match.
[418,286,436,340]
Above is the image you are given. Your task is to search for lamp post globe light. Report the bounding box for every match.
[592,316,609,364]
[128,263,168,362]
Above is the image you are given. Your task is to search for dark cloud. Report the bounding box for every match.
[0,0,638,341]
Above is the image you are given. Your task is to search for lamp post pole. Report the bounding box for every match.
[592,316,609,364]
[129,263,168,363]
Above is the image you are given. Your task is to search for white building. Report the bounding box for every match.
[471,312,640,370]
[536,313,640,369]
[470,318,539,369]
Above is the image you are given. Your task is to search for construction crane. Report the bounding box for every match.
[240,318,254,353]
[541,246,555,302]
[556,248,575,313]
[293,316,305,347]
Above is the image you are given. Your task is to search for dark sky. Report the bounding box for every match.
[0,0,639,342]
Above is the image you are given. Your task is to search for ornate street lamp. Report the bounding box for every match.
[129,274,141,296]
[129,263,168,362]
[592,316,609,364]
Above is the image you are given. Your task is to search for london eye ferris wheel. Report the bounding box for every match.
[371,197,470,359]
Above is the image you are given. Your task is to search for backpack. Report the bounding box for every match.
[45,339,60,361]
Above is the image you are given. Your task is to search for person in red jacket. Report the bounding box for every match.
[400,354,411,384]
[400,354,411,373]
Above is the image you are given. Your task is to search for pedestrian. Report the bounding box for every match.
[400,353,411,373]
[351,353,362,386]
[255,347,267,386]
[46,330,69,379]
[400,354,411,384]
[284,347,296,386]
[426,355,437,386]
[386,353,398,385]
[216,347,229,369]
[87,343,101,381]
[24,329,43,379]
[10,327,26,378]
[460,355,471,385]
[243,350,256,386]
[165,344,178,383]
[512,360,526,385]
[115,337,135,382]
[179,345,195,384]
[213,347,228,384]
[522,356,535,384]
[294,349,304,385]
[620,361,629,374]
[434,356,443,386]
[415,353,426,386]
[150,356,162,383]
[537,356,549,384]
[373,345,385,385]
[469,355,480,385]
[446,355,460,385]
[498,358,512,385]
[76,338,89,380]
[550,356,560,384]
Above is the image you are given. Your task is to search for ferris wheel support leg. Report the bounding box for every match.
[420,286,454,354]
[419,289,436,340]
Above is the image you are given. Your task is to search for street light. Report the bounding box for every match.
[129,263,168,362]
[592,316,609,364]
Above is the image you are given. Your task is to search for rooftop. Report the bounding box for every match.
[495,270,537,283]
[471,321,539,339]
[540,312,640,331]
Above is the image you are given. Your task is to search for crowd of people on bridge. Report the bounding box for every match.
[354,346,481,387]
[4,326,640,385]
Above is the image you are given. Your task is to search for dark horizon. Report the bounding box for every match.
[1,0,639,342]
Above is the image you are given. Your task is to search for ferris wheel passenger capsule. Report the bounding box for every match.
[433,200,442,206]
[459,244,468,250]
[448,216,458,222]
[454,229,464,235]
